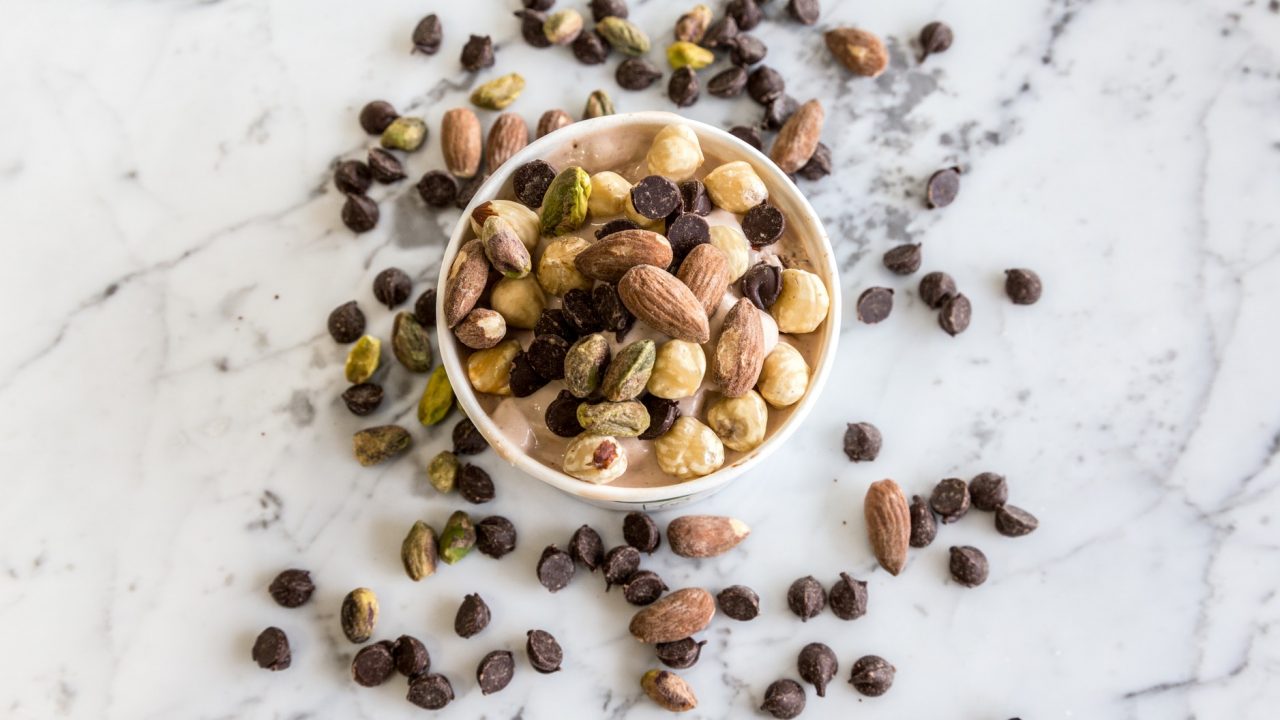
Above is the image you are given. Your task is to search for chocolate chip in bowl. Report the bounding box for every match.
[435,113,841,509]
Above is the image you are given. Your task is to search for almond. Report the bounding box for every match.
[443,240,490,327]
[770,99,825,174]
[485,112,529,171]
[667,516,750,558]
[441,107,482,179]
[712,298,765,397]
[675,244,730,317]
[865,478,910,576]
[537,108,573,138]
[628,588,715,643]
[575,230,674,283]
[618,265,711,344]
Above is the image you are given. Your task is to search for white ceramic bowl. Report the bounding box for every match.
[437,112,840,510]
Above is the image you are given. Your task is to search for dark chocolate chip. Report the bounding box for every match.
[596,217,641,239]
[414,289,436,328]
[594,284,635,341]
[667,213,711,259]
[708,66,748,97]
[537,545,576,592]
[702,16,739,49]
[742,203,786,247]
[909,495,937,548]
[787,575,826,621]
[849,655,895,696]
[515,10,552,48]
[359,101,399,135]
[623,569,668,606]
[546,389,586,437]
[796,142,831,180]
[454,593,491,638]
[655,637,705,668]
[341,193,379,233]
[969,472,1008,511]
[526,629,563,673]
[535,309,579,340]
[995,505,1039,537]
[252,627,291,671]
[939,293,971,335]
[393,635,430,677]
[476,650,515,695]
[747,65,784,105]
[623,512,661,553]
[1004,268,1042,305]
[352,642,396,687]
[562,289,603,335]
[591,0,628,22]
[509,351,551,398]
[327,301,366,343]
[458,464,495,504]
[730,34,768,67]
[452,418,489,455]
[828,572,867,621]
[762,94,799,130]
[373,268,412,308]
[334,160,373,195]
[367,148,406,183]
[411,14,442,55]
[678,180,712,216]
[882,244,922,275]
[527,334,570,380]
[407,673,454,710]
[569,524,605,571]
[842,422,881,462]
[948,546,988,587]
[787,0,820,25]
[617,57,663,90]
[855,287,894,324]
[602,545,640,589]
[925,166,961,208]
[417,170,459,208]
[475,516,518,558]
[761,679,806,719]
[717,585,760,620]
[524,0,553,9]
[728,0,762,30]
[930,478,970,523]
[798,643,838,697]
[455,172,487,210]
[639,395,680,439]
[268,569,315,608]
[573,30,611,64]
[513,159,558,209]
[668,66,700,107]
[918,271,957,309]
[342,383,384,416]
[460,34,495,71]
[919,21,954,61]
[729,125,763,150]
[631,176,682,219]
[740,262,781,310]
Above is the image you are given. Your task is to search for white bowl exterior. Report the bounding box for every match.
[438,112,841,510]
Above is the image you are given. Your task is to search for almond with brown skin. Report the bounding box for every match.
[618,265,711,344]
[485,113,529,171]
[770,100,825,174]
[824,28,889,78]
[676,244,730,317]
[537,109,573,138]
[443,239,490,327]
[442,108,482,178]
[576,230,674,283]
[712,298,764,397]
[629,588,715,643]
[865,478,910,576]
[667,516,750,558]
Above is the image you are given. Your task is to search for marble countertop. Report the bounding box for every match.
[3,0,1278,718]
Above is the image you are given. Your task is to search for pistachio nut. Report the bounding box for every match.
[601,339,656,402]
[353,425,412,467]
[340,587,379,643]
[380,117,427,151]
[439,510,476,564]
[401,521,439,581]
[540,166,592,236]
[584,89,615,119]
[417,366,455,426]
[596,16,651,56]
[471,73,526,110]
[543,8,584,45]
[470,199,541,252]
[564,333,612,398]
[427,450,460,493]
[480,215,532,278]
[666,41,714,70]
[577,401,651,437]
[392,312,433,372]
[344,335,381,383]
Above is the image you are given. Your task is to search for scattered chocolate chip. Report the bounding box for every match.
[526,629,563,673]
[855,287,894,324]
[762,94,799,130]
[623,512,661,553]
[334,160,373,195]
[359,101,399,135]
[476,650,515,695]
[591,0,628,22]
[919,21,954,61]
[747,66,785,105]
[708,66,748,97]
[524,0,553,9]
[352,642,396,687]
[970,473,1008,511]
[458,464,495,504]
[546,389,587,437]
[728,0,762,30]
[630,176,681,220]
[829,572,867,620]
[535,309,578,341]
[527,334,571,379]
[569,524,605,571]
[602,545,641,589]
[949,546,988,587]
[573,30,610,64]
[788,0,821,24]
[562,289,604,335]
[668,66,700,107]
[703,16,739,49]
[516,9,552,48]
[761,678,806,719]
[341,193,379,233]
[678,180,711,216]
[268,569,315,608]
[730,34,768,67]
[373,268,412,308]
[407,673,454,710]
[455,172,488,210]
[918,271,957,309]
[417,170,459,208]
[729,124,763,150]
[252,627,291,670]
[411,14,443,55]
[925,167,961,208]
[616,57,663,90]
[327,301,366,343]
[414,289,436,328]
[796,142,832,180]
[639,395,680,440]
[594,284,635,341]
[623,569,669,606]
[460,34,495,71]
[512,159,558,209]
[939,293,972,335]
[995,505,1039,537]
[537,545,576,592]
[849,655,895,696]
[842,422,881,462]
[930,478,970,523]
[742,203,786,248]
[596,217,641,239]
[475,516,518,558]
[787,575,826,621]
[452,418,489,455]
[798,642,838,697]
[393,635,430,677]
[342,383,384,416]
[656,637,705,669]
[909,495,937,548]
[510,351,550,398]
[1005,268,1042,305]
[740,263,782,310]
[367,148,406,183]
[882,244,922,276]
[454,593,491,638]
[667,214,711,260]
[717,585,760,621]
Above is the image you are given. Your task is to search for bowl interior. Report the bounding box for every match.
[437,112,841,508]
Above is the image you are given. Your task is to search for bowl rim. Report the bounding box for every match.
[436,111,842,506]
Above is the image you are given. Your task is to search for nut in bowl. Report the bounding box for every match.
[437,112,840,509]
